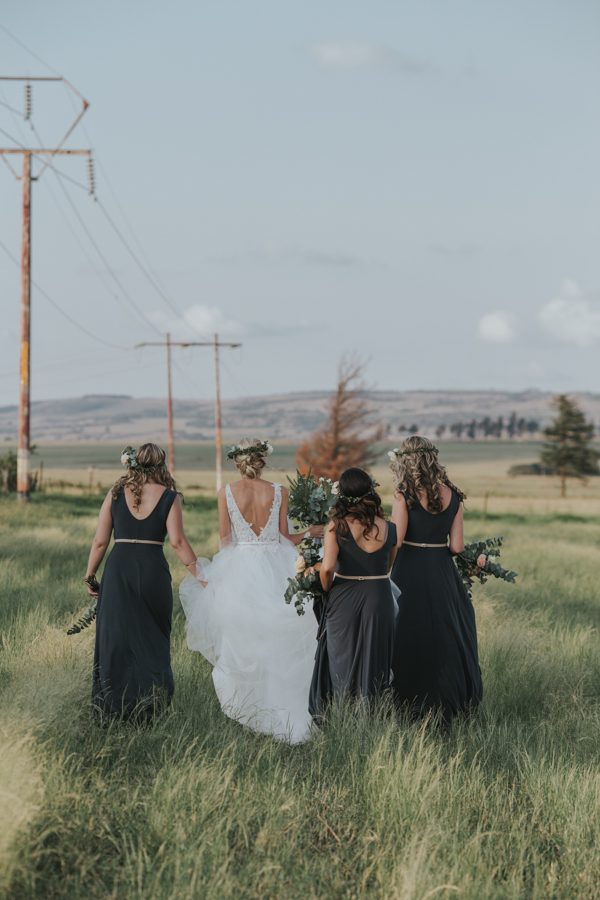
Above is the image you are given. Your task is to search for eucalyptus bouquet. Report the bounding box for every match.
[284,472,336,616]
[66,598,97,634]
[284,537,324,615]
[455,536,517,598]
[66,575,99,634]
[286,471,336,526]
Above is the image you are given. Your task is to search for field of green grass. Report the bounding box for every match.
[1,483,599,898]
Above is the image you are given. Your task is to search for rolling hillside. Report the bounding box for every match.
[0,389,599,443]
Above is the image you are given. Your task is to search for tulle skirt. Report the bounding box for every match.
[180,539,317,743]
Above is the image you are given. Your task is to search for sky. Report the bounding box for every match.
[1,0,599,406]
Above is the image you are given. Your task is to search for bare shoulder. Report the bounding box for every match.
[440,482,453,503]
[279,484,288,497]
[393,492,407,507]
[98,489,114,515]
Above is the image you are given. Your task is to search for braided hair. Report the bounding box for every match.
[330,467,385,539]
[389,436,466,513]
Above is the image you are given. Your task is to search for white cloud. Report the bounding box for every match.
[151,305,244,340]
[478,311,517,343]
[312,42,430,74]
[539,280,600,347]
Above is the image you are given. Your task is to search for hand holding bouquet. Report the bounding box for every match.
[284,472,335,615]
[455,536,517,598]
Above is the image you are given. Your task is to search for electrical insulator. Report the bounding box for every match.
[24,83,32,120]
[87,155,96,196]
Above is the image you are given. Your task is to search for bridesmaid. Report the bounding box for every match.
[389,436,483,722]
[84,443,204,721]
[309,468,399,720]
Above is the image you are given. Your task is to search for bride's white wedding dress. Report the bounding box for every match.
[180,482,317,743]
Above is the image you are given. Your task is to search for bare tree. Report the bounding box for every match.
[296,357,383,479]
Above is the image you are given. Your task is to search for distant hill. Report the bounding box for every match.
[0,390,599,443]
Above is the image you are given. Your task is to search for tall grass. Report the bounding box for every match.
[1,495,599,898]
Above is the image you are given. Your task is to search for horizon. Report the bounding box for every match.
[2,384,600,412]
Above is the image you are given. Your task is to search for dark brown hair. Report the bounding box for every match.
[111,443,178,510]
[330,467,385,539]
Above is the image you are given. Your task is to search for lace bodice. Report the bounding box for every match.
[225,483,282,545]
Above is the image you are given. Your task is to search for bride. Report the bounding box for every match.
[180,439,322,743]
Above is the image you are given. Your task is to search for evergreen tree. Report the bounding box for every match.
[541,395,599,497]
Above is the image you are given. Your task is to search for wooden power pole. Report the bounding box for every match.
[137,334,241,492]
[0,75,91,501]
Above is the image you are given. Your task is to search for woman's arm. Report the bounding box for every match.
[166,496,207,583]
[319,522,339,592]
[217,487,232,546]
[278,486,324,544]
[448,503,465,555]
[85,491,114,595]
[391,494,408,547]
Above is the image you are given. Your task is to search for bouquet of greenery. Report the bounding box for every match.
[455,537,517,598]
[284,472,335,616]
[284,537,324,615]
[66,598,97,635]
[286,471,336,526]
[66,575,99,634]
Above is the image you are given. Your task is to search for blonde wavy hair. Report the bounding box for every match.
[389,435,466,513]
[233,450,266,480]
[111,443,178,510]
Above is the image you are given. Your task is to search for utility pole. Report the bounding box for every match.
[0,75,91,501]
[137,334,241,492]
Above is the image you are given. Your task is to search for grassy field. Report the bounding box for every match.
[1,472,599,899]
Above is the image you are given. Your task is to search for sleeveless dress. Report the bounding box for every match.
[309,521,398,720]
[391,490,483,721]
[180,482,317,743]
[92,487,178,720]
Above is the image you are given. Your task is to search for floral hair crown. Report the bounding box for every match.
[120,446,162,470]
[387,445,438,462]
[331,479,380,504]
[120,446,146,469]
[226,438,274,461]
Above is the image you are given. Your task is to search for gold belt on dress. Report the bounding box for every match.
[334,572,391,581]
[403,541,447,548]
[114,539,164,545]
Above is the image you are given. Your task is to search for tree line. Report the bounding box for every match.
[297,360,599,498]
[388,413,542,441]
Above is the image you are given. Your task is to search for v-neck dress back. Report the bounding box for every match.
[180,482,317,744]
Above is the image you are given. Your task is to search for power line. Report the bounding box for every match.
[95,197,189,323]
[0,236,127,349]
[137,336,242,490]
[50,173,164,337]
[1,26,196,333]
[0,94,23,116]
[0,24,62,76]
[23,117,154,330]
